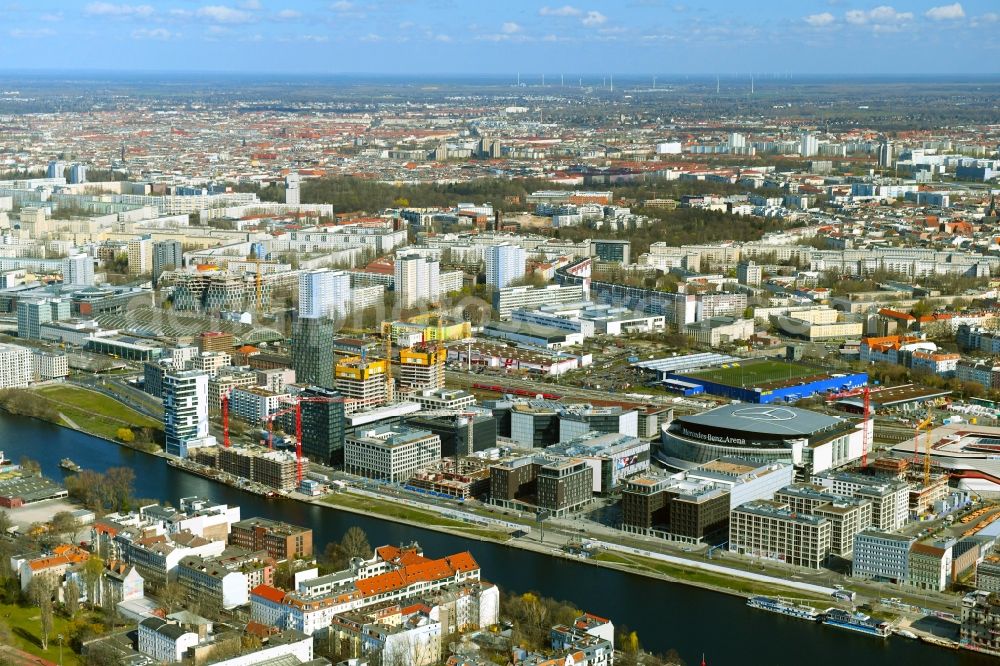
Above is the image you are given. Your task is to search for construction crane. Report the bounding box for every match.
[381,321,394,403]
[262,394,347,487]
[221,391,231,448]
[914,406,934,470]
[861,386,871,467]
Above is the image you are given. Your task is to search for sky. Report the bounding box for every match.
[0,1,998,75]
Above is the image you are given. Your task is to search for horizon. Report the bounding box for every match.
[1,1,998,75]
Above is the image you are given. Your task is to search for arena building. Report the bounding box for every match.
[659,404,870,474]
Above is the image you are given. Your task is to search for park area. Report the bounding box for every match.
[30,385,161,444]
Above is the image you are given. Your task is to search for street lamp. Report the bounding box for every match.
[57,634,63,666]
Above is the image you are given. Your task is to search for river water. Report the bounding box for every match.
[0,411,992,665]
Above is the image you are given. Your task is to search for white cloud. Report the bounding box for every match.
[40,12,63,21]
[433,34,452,42]
[582,10,607,26]
[330,1,353,10]
[925,3,964,20]
[845,6,913,26]
[197,5,254,23]
[276,9,301,19]
[84,3,153,18]
[8,27,56,38]
[804,12,835,27]
[132,27,175,40]
[539,5,581,17]
[240,0,261,8]
[360,32,382,42]
[502,21,522,34]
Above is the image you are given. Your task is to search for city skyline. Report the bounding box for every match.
[1,1,998,75]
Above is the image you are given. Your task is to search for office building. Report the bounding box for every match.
[299,269,351,320]
[163,370,216,458]
[62,253,94,288]
[344,426,442,483]
[409,387,476,411]
[545,431,649,493]
[621,475,730,543]
[197,331,234,354]
[335,356,388,413]
[558,404,638,441]
[485,244,527,289]
[405,410,496,458]
[537,458,594,516]
[493,284,587,318]
[810,471,909,532]
[17,298,71,340]
[0,343,33,389]
[774,484,872,557]
[297,386,346,466]
[852,530,915,583]
[729,500,831,569]
[292,317,335,388]
[229,387,285,424]
[285,172,300,205]
[398,345,446,393]
[229,517,313,559]
[394,253,440,308]
[152,240,183,285]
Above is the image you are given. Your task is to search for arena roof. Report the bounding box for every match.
[632,353,740,375]
[678,404,844,437]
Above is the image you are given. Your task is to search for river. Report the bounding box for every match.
[0,411,992,665]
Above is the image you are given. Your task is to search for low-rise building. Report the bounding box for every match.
[229,517,312,560]
[961,590,1000,657]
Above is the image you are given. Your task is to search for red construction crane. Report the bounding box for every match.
[222,392,231,448]
[861,385,871,467]
[261,394,346,487]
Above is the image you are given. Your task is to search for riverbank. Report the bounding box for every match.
[3,390,965,653]
[0,385,161,452]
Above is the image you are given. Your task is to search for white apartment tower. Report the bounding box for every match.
[62,253,94,287]
[127,237,153,275]
[299,269,351,320]
[0,344,33,389]
[800,132,819,157]
[285,172,301,206]
[485,244,527,289]
[394,254,440,309]
[163,370,215,458]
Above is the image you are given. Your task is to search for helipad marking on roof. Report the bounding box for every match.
[731,407,797,422]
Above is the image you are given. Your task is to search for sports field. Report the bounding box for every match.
[683,360,820,389]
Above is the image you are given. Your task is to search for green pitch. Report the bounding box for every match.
[684,359,819,388]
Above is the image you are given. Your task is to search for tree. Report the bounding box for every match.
[340,526,372,561]
[65,579,80,618]
[82,555,104,607]
[115,427,135,443]
[50,511,78,541]
[0,510,11,537]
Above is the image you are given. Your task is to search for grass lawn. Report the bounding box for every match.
[593,551,832,606]
[322,493,511,541]
[0,602,81,665]
[33,385,162,442]
[684,359,820,388]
